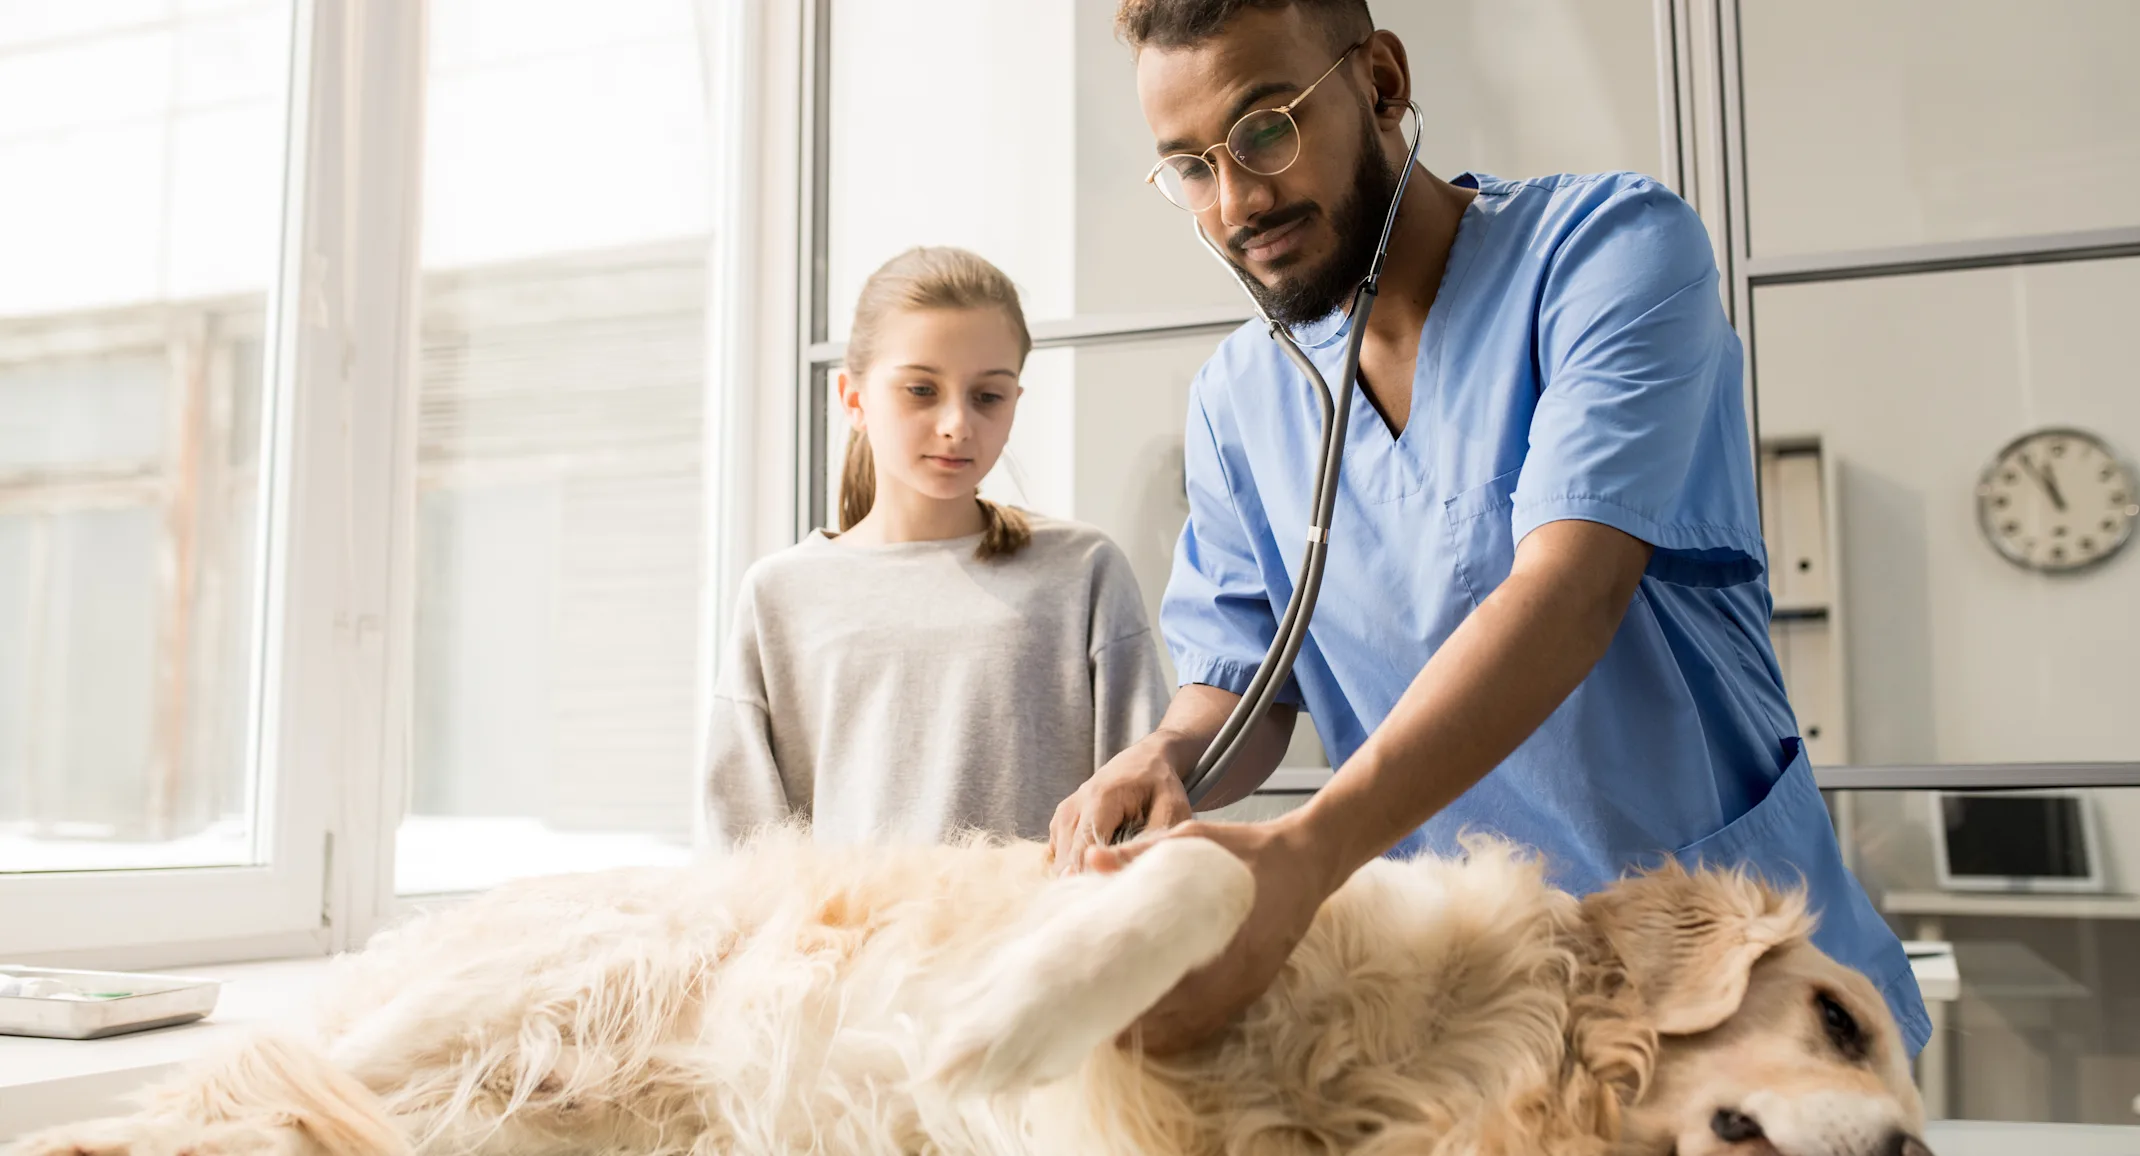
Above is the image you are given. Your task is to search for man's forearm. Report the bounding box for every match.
[1141,685,1297,808]
[1295,521,1652,885]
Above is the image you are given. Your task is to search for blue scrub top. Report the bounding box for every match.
[1162,171,1929,1051]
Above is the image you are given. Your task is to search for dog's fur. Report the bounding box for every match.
[7,828,1927,1156]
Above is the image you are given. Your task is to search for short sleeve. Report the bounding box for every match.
[1512,180,1767,589]
[1159,374,1303,705]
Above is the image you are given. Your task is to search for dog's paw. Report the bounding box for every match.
[5,1119,293,1156]
[6,1117,166,1156]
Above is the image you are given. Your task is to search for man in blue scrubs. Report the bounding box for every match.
[1047,0,1929,1057]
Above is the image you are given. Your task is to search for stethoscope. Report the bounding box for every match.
[1113,103,1424,842]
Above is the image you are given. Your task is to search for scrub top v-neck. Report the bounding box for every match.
[1160,170,1929,1051]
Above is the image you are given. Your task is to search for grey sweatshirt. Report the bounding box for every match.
[702,514,1169,847]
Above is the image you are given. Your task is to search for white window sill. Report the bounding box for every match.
[0,958,332,1142]
[394,815,691,896]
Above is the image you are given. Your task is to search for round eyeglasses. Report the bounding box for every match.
[1144,40,1365,213]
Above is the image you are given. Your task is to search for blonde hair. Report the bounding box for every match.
[840,246,1033,559]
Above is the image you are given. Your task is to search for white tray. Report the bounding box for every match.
[0,965,222,1040]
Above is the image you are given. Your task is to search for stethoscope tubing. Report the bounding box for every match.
[1114,104,1425,838]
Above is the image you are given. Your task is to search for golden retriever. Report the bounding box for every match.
[6,829,1929,1156]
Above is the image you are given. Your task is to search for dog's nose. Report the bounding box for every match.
[1880,1132,1933,1156]
[1711,1109,1765,1144]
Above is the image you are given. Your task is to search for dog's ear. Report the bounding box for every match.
[1584,862,1812,1036]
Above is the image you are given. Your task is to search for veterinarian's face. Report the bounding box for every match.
[841,307,1023,500]
[1133,6,1407,327]
[1626,941,1929,1156]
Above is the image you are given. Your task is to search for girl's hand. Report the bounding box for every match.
[1047,738,1194,874]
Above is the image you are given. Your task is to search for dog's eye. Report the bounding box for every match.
[1816,991,1867,1060]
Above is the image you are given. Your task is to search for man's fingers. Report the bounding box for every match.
[1046,796,1080,868]
[1045,812,1065,867]
[1084,829,1157,874]
[1058,790,1121,877]
[1149,788,1194,831]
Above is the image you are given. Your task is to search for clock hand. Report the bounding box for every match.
[2039,460,2069,512]
[2020,453,2069,512]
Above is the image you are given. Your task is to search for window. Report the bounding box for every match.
[397,0,718,895]
[0,0,765,961]
[0,2,292,874]
[0,2,331,960]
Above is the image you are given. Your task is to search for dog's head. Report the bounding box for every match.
[1587,864,1930,1156]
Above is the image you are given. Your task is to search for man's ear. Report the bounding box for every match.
[1583,862,1813,1036]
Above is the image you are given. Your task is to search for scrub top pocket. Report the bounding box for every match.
[1443,467,1523,607]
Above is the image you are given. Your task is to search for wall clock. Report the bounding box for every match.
[1975,427,2138,573]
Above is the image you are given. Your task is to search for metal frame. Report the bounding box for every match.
[804,304,1257,368]
[793,0,832,540]
[1746,225,2140,287]
[1815,764,2140,792]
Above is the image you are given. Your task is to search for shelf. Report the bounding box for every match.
[1772,604,1832,623]
[1882,889,2140,920]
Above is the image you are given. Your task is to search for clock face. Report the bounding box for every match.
[1976,427,2139,573]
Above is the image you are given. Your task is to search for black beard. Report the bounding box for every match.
[1232,115,1399,329]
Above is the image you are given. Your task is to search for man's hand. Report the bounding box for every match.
[1082,813,1342,1055]
[1047,735,1195,874]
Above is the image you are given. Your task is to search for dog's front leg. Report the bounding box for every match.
[922,836,1256,1098]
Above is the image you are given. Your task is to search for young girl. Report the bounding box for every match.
[703,246,1169,847]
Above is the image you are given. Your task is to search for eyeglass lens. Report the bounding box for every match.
[1154,108,1302,211]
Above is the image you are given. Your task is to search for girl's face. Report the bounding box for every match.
[840,306,1024,503]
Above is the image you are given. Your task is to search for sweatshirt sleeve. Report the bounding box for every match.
[1087,540,1170,767]
[701,577,796,848]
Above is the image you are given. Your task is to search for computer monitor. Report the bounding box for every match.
[1930,790,2103,894]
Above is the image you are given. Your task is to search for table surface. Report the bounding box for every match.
[1925,1120,2140,1155]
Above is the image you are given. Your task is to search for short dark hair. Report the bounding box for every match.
[1115,0,1373,55]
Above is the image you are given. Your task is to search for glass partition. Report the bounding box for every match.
[1822,771,2140,1125]
[1740,0,2140,258]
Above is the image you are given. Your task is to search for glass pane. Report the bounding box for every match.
[1057,336,1333,773]
[0,3,292,873]
[404,0,710,895]
[1828,784,2140,1126]
[825,0,1664,337]
[1392,0,1664,187]
[1753,257,2140,766]
[1742,0,2140,258]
